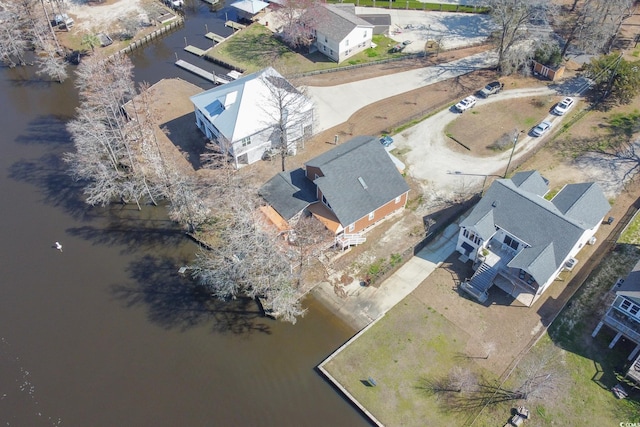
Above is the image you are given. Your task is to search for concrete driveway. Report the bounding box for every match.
[306,50,498,132]
[357,7,494,52]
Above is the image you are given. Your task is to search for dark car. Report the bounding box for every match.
[380,135,394,147]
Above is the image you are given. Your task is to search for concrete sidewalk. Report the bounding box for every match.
[306,50,497,132]
[311,219,462,331]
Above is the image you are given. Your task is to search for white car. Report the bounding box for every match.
[454,96,477,113]
[553,97,574,115]
[531,120,552,137]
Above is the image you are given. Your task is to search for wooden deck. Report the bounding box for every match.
[175,59,230,84]
[225,21,246,30]
[205,32,226,43]
[184,45,208,57]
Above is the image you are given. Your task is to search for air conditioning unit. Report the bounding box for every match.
[565,257,578,271]
[588,236,597,245]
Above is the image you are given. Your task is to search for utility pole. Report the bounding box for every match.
[504,130,522,178]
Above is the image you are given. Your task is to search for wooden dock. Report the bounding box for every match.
[175,59,231,84]
[205,32,226,43]
[184,45,208,57]
[225,21,246,31]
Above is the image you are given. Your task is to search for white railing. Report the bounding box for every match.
[336,233,366,249]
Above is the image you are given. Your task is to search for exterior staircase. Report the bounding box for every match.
[460,261,498,303]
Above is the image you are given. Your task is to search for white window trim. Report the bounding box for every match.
[368,212,374,221]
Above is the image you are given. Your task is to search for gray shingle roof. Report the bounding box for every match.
[315,4,373,42]
[306,136,409,227]
[258,168,317,220]
[551,182,611,228]
[618,259,640,305]
[461,173,610,285]
[510,170,548,196]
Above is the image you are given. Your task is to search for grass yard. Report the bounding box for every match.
[445,95,561,156]
[207,24,417,75]
[323,296,488,426]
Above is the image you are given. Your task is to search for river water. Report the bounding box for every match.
[0,3,369,426]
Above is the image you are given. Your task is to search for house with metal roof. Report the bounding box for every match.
[592,260,640,384]
[190,67,313,167]
[457,171,610,306]
[231,0,269,21]
[314,4,374,63]
[259,136,410,248]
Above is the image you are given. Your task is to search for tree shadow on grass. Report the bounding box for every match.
[111,254,271,334]
[222,28,291,69]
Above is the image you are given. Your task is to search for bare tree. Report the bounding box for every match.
[259,69,314,171]
[559,0,634,57]
[487,0,551,74]
[66,54,160,209]
[276,0,327,50]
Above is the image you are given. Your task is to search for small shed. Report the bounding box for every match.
[532,61,565,81]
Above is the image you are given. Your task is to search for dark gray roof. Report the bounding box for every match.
[258,168,317,220]
[461,173,610,285]
[510,170,548,196]
[306,136,409,227]
[508,243,557,284]
[474,210,495,241]
[618,259,640,305]
[357,14,391,26]
[316,4,373,42]
[551,182,611,228]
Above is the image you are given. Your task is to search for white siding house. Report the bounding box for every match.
[190,67,314,167]
[314,4,373,63]
[456,171,610,306]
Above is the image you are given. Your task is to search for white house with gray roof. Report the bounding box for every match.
[457,171,610,306]
[592,260,640,384]
[314,4,373,63]
[190,67,313,167]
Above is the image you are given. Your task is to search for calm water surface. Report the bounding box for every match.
[0,4,369,426]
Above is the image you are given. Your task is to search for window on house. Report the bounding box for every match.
[325,37,327,43]
[323,46,326,52]
[322,194,332,209]
[345,39,349,47]
[348,224,355,232]
[395,196,401,204]
[330,50,333,56]
[240,136,251,147]
[363,30,366,38]
[368,212,374,221]
[504,235,519,250]
[621,299,640,316]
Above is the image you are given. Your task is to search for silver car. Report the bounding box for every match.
[531,121,552,137]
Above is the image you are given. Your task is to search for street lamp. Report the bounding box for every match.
[503,130,524,178]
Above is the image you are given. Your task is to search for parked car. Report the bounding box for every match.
[553,97,574,115]
[478,81,503,98]
[54,13,74,29]
[531,120,551,137]
[380,135,394,147]
[454,96,477,113]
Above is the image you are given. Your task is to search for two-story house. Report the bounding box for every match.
[592,260,640,384]
[259,135,409,247]
[314,4,374,63]
[190,67,314,167]
[456,171,610,306]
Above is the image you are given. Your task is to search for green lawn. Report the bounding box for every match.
[207,24,418,75]
[323,297,487,426]
[324,215,640,426]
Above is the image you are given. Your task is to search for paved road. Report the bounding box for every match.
[306,50,498,132]
[395,86,559,192]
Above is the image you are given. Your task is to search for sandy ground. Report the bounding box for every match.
[66,0,152,32]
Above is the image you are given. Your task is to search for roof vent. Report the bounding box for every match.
[491,200,498,207]
[358,177,368,190]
